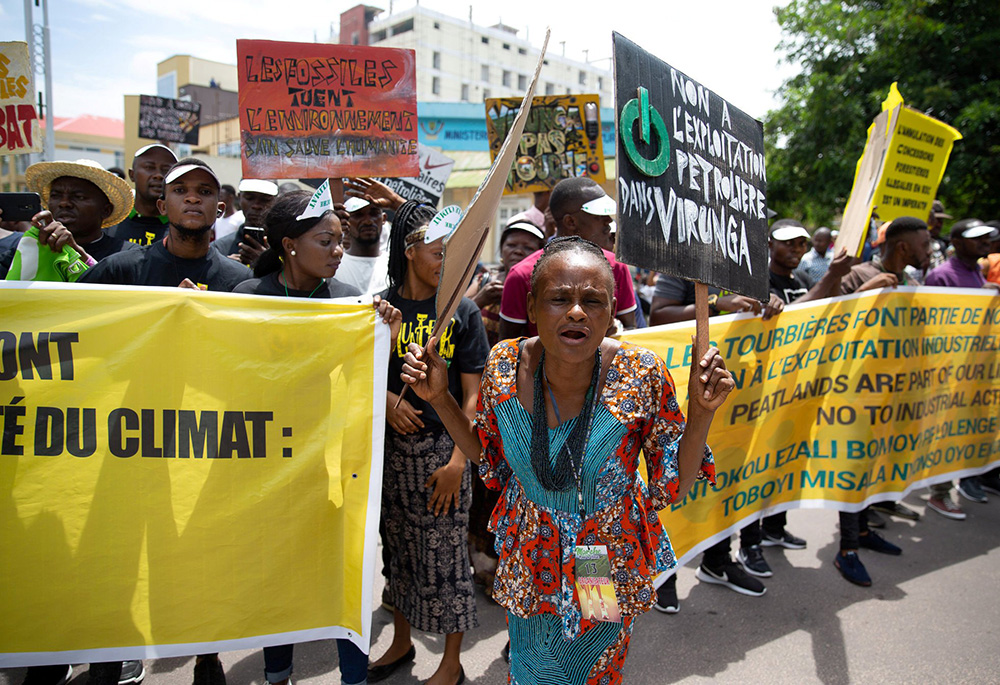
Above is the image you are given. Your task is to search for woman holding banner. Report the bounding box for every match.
[234,189,400,685]
[370,200,489,685]
[399,236,734,684]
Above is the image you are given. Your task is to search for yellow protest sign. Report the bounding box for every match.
[836,83,962,257]
[0,283,389,668]
[624,289,1000,577]
[0,41,42,154]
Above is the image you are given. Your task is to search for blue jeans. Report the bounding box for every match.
[264,639,368,684]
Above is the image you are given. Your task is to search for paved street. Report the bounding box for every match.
[4,492,999,684]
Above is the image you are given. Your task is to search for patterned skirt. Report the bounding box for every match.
[383,426,478,634]
[508,613,634,685]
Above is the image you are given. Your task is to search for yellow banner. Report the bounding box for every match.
[0,283,389,667]
[624,288,1000,576]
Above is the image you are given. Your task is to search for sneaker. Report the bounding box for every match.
[927,496,966,520]
[979,473,1000,496]
[696,561,766,597]
[193,656,225,685]
[761,530,807,550]
[834,551,871,586]
[865,509,886,529]
[737,545,773,578]
[653,578,680,613]
[118,661,145,685]
[958,478,988,504]
[859,530,902,555]
[870,501,920,521]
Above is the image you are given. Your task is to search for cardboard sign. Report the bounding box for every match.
[237,39,419,180]
[484,93,605,194]
[612,33,768,302]
[137,95,201,145]
[836,83,962,257]
[372,143,454,206]
[0,41,41,154]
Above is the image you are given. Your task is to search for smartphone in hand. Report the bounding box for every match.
[0,192,41,222]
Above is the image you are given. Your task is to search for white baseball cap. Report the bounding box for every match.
[238,179,278,196]
[133,143,178,162]
[344,196,372,213]
[953,219,997,239]
[165,163,220,188]
[770,224,811,241]
[580,195,616,216]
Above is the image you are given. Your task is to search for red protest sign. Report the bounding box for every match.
[237,39,418,180]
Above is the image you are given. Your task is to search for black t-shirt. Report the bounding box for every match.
[79,240,252,292]
[769,269,809,304]
[106,214,169,246]
[0,232,23,278]
[233,271,362,299]
[80,232,138,262]
[381,288,489,429]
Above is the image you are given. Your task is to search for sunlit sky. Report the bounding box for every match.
[1,0,796,122]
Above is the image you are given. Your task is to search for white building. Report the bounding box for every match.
[338,5,613,106]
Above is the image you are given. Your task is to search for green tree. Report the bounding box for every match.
[765,0,1000,228]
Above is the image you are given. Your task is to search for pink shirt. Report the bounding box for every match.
[499,248,638,335]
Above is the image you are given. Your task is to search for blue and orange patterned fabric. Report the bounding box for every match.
[475,339,716,643]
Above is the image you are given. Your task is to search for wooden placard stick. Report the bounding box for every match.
[694,282,710,362]
[330,178,344,204]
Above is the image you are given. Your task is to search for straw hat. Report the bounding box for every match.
[25,159,134,228]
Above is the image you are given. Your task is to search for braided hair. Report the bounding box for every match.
[253,190,330,278]
[529,235,614,297]
[386,200,438,290]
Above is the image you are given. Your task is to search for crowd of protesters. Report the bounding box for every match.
[2,149,999,685]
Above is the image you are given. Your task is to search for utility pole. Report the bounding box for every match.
[23,0,55,162]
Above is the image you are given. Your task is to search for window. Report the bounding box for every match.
[518,74,527,90]
[503,43,510,50]
[518,47,527,55]
[433,51,441,69]
[391,18,413,35]
[545,82,554,95]
[483,88,491,99]
[351,32,360,45]
[502,70,511,87]
[371,29,387,41]
[481,36,489,45]
[432,76,441,95]
[597,76,604,91]
[481,64,489,82]
[434,21,441,29]
[461,84,470,101]
[579,70,587,86]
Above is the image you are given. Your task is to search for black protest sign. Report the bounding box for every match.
[613,33,768,301]
[138,95,201,145]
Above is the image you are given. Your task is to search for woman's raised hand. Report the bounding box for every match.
[401,337,450,404]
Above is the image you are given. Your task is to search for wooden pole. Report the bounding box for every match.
[330,177,345,204]
[694,282,710,363]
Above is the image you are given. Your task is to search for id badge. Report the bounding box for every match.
[574,545,622,622]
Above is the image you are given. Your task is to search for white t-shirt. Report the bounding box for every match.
[334,251,390,295]
[215,211,244,241]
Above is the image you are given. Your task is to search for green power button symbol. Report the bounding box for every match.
[619,86,671,177]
